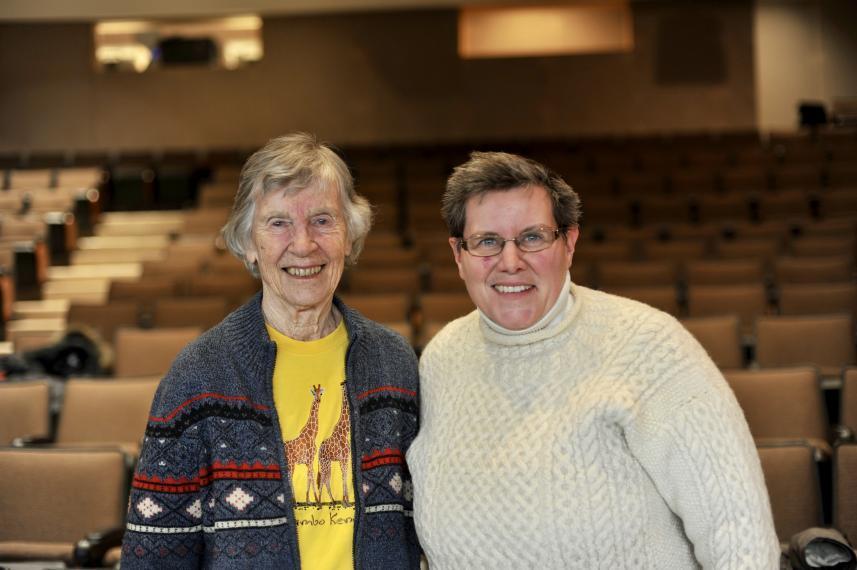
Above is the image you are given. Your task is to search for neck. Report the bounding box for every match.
[479,278,579,347]
[262,296,340,341]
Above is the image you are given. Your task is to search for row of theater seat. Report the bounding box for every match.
[2,368,856,562]
[1,133,855,564]
[0,440,846,564]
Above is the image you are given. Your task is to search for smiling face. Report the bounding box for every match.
[245,183,352,323]
[450,185,579,330]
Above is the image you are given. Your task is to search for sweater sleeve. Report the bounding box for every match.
[623,318,780,569]
[120,370,208,569]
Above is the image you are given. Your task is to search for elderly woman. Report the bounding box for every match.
[121,133,420,569]
[406,151,779,568]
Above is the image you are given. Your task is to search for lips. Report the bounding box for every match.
[284,265,323,277]
[493,284,533,294]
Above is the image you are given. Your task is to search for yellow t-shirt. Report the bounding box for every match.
[268,321,355,570]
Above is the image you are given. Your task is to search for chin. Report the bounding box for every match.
[493,314,537,331]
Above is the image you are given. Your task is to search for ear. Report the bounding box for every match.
[244,237,259,266]
[449,237,465,279]
[564,226,580,268]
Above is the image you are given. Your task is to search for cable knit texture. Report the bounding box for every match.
[407,283,779,569]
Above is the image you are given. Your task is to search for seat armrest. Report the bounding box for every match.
[72,526,125,568]
[11,435,55,447]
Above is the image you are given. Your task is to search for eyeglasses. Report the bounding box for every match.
[458,226,563,257]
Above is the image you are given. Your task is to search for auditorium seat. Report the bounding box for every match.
[686,284,770,334]
[0,447,128,565]
[680,315,743,369]
[346,268,421,294]
[721,166,767,193]
[826,164,857,191]
[789,236,855,258]
[67,301,141,344]
[635,196,690,225]
[596,260,678,289]
[696,194,752,223]
[0,380,51,445]
[54,377,159,456]
[204,254,250,274]
[773,255,854,284]
[424,265,464,292]
[113,327,201,377]
[713,238,781,261]
[603,285,681,316]
[152,296,230,329]
[185,273,259,309]
[340,292,412,322]
[4,318,65,352]
[578,197,632,227]
[777,282,857,319]
[754,314,855,376]
[109,277,179,304]
[771,164,821,191]
[724,367,829,454]
[839,368,857,436]
[685,258,766,286]
[357,246,421,269]
[756,190,811,221]
[641,240,708,263]
[416,292,475,348]
[572,240,636,264]
[757,441,825,544]
[835,444,857,543]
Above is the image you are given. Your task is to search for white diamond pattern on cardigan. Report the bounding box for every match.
[186,499,203,519]
[136,497,165,519]
[225,486,255,511]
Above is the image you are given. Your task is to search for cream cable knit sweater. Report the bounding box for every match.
[407,283,779,569]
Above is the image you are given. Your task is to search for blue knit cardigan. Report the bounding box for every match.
[121,294,421,569]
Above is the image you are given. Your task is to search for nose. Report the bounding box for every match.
[288,224,318,256]
[496,240,525,272]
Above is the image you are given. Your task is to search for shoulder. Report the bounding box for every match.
[572,286,713,385]
[150,299,272,417]
[339,303,419,378]
[420,310,479,365]
[575,285,690,341]
[342,305,413,354]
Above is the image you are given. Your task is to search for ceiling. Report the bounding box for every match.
[0,0,604,22]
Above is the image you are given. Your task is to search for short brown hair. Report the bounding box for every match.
[442,151,582,238]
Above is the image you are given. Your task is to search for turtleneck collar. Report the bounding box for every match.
[479,273,579,346]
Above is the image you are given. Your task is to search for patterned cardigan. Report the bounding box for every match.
[120,294,421,569]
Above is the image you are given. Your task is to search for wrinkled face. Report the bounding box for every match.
[450,185,578,330]
[245,184,352,314]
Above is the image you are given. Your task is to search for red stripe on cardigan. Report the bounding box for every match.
[133,462,281,493]
[356,386,417,400]
[149,393,270,422]
[361,448,404,470]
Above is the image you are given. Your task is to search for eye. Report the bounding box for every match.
[311,214,334,227]
[520,231,545,244]
[270,219,289,229]
[476,236,499,248]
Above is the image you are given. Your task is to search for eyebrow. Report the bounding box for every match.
[467,224,547,236]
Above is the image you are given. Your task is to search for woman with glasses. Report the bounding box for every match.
[122,133,421,569]
[406,151,778,568]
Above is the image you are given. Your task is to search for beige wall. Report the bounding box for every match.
[755,0,857,131]
[0,2,756,154]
